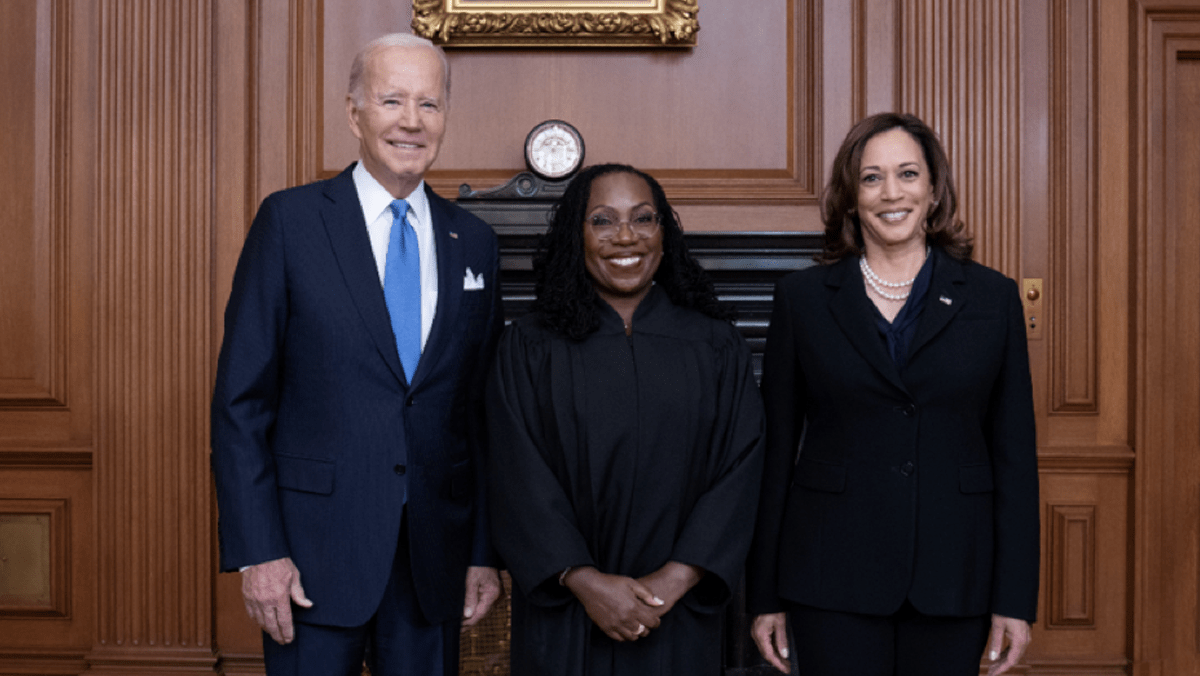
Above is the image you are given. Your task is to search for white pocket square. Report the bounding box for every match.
[463,267,485,291]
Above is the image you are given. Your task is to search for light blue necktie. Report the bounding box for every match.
[384,199,421,383]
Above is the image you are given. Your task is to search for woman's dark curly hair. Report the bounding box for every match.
[532,163,733,340]
[818,112,974,264]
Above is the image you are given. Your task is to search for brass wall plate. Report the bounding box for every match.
[1022,278,1043,340]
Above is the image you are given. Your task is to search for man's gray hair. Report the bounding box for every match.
[347,33,450,108]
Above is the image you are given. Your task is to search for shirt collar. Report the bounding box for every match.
[351,161,430,227]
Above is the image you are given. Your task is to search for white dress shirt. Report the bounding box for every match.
[352,161,439,352]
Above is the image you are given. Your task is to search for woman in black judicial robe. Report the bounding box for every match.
[486,164,765,676]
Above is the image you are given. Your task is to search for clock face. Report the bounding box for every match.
[525,121,584,180]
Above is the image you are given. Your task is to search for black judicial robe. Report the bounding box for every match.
[487,286,765,676]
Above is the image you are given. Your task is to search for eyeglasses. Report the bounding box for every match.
[586,210,662,240]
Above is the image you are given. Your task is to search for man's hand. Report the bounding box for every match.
[564,566,665,642]
[986,614,1031,675]
[241,557,313,645]
[462,566,502,628]
[637,562,703,618]
[751,612,791,674]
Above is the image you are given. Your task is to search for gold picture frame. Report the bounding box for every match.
[412,0,699,48]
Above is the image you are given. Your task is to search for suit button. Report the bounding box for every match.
[406,396,415,407]
[394,464,406,475]
[903,404,916,417]
[900,461,914,477]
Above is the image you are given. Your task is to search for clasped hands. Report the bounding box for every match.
[563,562,702,642]
[241,557,501,645]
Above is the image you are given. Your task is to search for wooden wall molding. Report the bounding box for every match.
[896,0,1022,278]
[1048,0,1099,414]
[0,450,92,469]
[646,0,821,204]
[86,0,216,669]
[0,0,70,410]
[0,498,70,617]
[1131,3,1200,673]
[285,0,323,189]
[0,650,88,676]
[1046,504,1096,628]
[1021,657,1130,674]
[1036,447,1134,474]
[850,0,898,121]
[214,652,265,676]
[316,1,822,205]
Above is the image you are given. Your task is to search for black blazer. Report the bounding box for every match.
[746,247,1039,622]
[211,165,503,627]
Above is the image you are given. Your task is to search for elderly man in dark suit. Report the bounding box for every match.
[211,32,502,676]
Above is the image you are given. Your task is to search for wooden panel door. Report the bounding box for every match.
[1133,4,1200,674]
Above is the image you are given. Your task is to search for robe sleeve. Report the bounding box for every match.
[668,325,766,612]
[486,322,596,606]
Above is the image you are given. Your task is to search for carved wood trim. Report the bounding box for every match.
[896,0,1021,278]
[90,0,215,659]
[0,498,69,618]
[1046,504,1096,628]
[411,0,700,48]
[1048,0,1099,414]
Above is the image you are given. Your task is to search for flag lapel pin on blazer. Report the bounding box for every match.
[939,295,953,305]
[449,232,458,239]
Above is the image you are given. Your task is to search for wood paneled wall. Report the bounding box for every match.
[0,0,1197,674]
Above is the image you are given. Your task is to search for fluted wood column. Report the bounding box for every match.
[84,1,216,671]
[897,0,1022,277]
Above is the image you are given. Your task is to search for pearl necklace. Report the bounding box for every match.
[860,248,929,301]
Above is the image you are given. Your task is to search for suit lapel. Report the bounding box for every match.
[825,257,910,395]
[320,166,408,386]
[409,186,464,389]
[908,247,967,360]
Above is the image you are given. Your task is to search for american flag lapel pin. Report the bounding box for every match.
[449,232,458,239]
[939,295,953,305]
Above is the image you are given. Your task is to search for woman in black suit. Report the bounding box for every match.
[747,113,1039,675]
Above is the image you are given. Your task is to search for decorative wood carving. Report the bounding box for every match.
[896,0,1021,278]
[1049,0,1099,414]
[1047,504,1096,627]
[411,0,700,48]
[0,499,69,617]
[87,0,215,667]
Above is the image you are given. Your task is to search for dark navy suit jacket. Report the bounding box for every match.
[212,164,502,627]
[746,247,1040,623]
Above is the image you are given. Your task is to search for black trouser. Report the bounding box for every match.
[786,600,991,675]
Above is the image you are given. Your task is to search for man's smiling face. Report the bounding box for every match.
[347,44,447,198]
